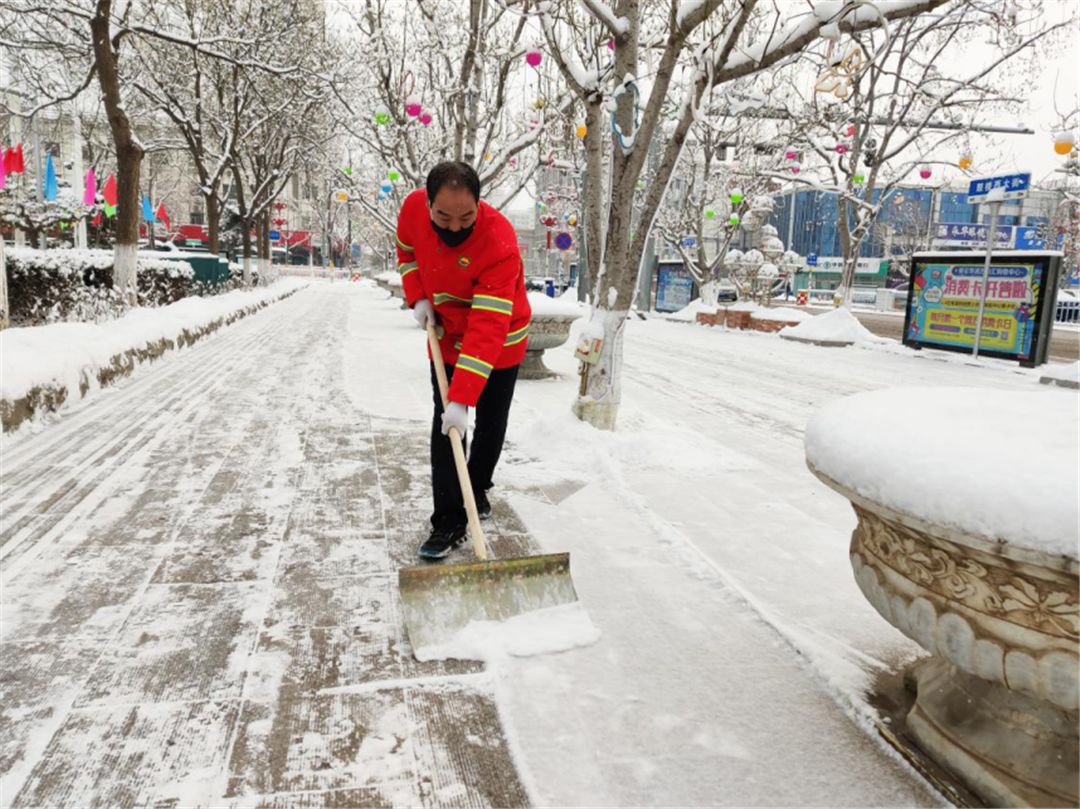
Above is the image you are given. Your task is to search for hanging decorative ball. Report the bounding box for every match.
[533,97,546,110]
[705,209,715,219]
[388,170,400,181]
[374,109,391,125]
[729,188,744,205]
[419,113,432,126]
[846,124,856,137]
[575,125,587,139]
[790,163,801,174]
[919,165,932,179]
[785,149,798,160]
[1053,131,1075,155]
[835,144,849,155]
[509,157,518,167]
[539,202,548,213]
[484,151,493,161]
[729,213,740,226]
[405,97,422,117]
[380,182,392,193]
[335,191,349,202]
[568,214,578,226]
[342,166,353,175]
[607,39,615,50]
[525,50,542,67]
[853,173,866,184]
[959,154,973,170]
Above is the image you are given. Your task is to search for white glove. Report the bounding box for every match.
[412,298,435,329]
[441,401,469,436]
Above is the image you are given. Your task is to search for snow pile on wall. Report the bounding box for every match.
[667,298,718,322]
[781,307,883,343]
[1,278,309,431]
[727,301,763,313]
[5,246,194,279]
[751,307,813,323]
[805,386,1079,559]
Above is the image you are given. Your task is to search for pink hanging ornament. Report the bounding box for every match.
[607,39,615,50]
[405,97,422,117]
[785,150,798,160]
[419,113,432,126]
[919,165,932,179]
[525,50,542,67]
[790,164,801,175]
[835,144,849,155]
[83,167,97,206]
[846,124,856,137]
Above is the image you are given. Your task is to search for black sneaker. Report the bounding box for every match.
[418,526,467,560]
[474,490,492,521]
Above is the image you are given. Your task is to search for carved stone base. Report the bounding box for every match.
[908,658,1079,807]
[519,349,558,380]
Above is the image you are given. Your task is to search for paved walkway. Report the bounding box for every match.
[1,288,532,807]
[1,284,944,808]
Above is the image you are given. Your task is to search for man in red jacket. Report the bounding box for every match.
[395,161,532,560]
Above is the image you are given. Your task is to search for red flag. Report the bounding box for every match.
[155,202,170,230]
[102,174,117,206]
[14,143,24,173]
[92,211,103,227]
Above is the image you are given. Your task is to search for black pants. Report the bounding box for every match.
[430,362,519,531]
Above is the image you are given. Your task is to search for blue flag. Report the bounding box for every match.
[44,153,58,201]
[142,195,154,222]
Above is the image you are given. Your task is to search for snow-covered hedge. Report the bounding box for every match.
[0,278,309,433]
[4,247,198,326]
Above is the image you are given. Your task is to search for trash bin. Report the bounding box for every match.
[544,278,555,297]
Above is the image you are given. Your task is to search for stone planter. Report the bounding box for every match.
[520,313,581,379]
[695,311,725,327]
[810,464,1078,808]
[749,315,800,333]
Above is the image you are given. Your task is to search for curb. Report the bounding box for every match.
[1,288,301,433]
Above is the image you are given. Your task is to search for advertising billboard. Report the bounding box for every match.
[655,262,695,313]
[903,252,1062,366]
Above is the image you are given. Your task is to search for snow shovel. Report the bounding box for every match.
[397,323,580,658]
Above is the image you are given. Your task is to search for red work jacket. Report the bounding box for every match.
[395,189,531,406]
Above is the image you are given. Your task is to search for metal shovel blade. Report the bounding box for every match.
[398,552,578,657]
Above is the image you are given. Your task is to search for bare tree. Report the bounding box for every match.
[536,0,951,429]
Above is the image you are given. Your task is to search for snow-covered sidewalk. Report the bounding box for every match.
[5,280,1073,806]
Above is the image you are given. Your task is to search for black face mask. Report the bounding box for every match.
[431,220,474,247]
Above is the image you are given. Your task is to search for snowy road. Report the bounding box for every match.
[5,281,1064,807]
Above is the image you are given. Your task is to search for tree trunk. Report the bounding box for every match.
[836,197,856,306]
[570,302,628,431]
[241,224,253,287]
[91,0,144,304]
[581,97,605,304]
[700,279,719,307]
[207,194,221,254]
[0,236,8,329]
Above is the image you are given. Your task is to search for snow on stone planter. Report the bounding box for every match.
[667,298,718,324]
[805,386,1079,808]
[780,307,884,347]
[749,307,812,333]
[1039,360,1079,390]
[521,291,583,379]
[0,279,309,432]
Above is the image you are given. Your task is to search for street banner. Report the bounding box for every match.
[932,222,1013,248]
[903,252,1063,367]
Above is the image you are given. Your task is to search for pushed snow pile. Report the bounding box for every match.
[751,307,813,323]
[806,387,1079,559]
[781,307,882,344]
[528,291,584,317]
[413,602,601,663]
[1040,361,1080,388]
[374,270,402,287]
[668,298,718,322]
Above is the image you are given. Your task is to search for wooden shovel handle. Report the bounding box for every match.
[427,323,489,560]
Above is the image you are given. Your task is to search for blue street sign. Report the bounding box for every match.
[269,230,281,241]
[967,172,1030,203]
[1014,226,1045,250]
[806,253,818,266]
[554,231,573,251]
[680,236,697,248]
